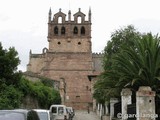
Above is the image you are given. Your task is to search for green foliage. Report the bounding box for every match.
[0,42,61,109]
[0,42,23,109]
[0,42,22,85]
[94,25,160,103]
[40,77,55,87]
[103,25,141,70]
[31,81,61,108]
[93,73,121,103]
[0,84,23,109]
[112,33,160,91]
[94,25,142,101]
[18,77,61,109]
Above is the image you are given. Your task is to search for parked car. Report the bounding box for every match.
[34,109,50,120]
[66,107,74,120]
[0,109,40,120]
[49,104,69,120]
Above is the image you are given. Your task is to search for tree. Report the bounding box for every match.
[0,42,23,109]
[0,84,23,109]
[93,73,121,102]
[112,33,160,92]
[94,25,142,102]
[94,25,160,105]
[103,25,141,70]
[0,42,22,85]
[0,42,61,109]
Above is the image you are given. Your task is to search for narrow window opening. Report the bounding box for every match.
[81,26,85,35]
[54,26,58,35]
[61,27,65,35]
[73,26,78,34]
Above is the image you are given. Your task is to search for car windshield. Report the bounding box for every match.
[0,112,25,120]
[37,112,49,120]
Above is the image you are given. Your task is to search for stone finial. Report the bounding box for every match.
[48,8,52,23]
[68,10,71,14]
[89,7,91,22]
[68,10,71,21]
[49,7,52,14]
[29,49,32,55]
[138,86,151,91]
[110,98,119,103]
[121,88,132,96]
[136,86,155,96]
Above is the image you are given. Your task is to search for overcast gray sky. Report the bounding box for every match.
[1,0,160,71]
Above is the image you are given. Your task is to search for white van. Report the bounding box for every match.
[49,104,69,120]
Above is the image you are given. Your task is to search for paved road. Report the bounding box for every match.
[73,110,101,120]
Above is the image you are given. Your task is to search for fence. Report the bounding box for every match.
[127,103,136,120]
[109,87,157,120]
[156,100,160,120]
[114,101,121,118]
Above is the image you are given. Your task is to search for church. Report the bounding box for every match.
[26,8,103,110]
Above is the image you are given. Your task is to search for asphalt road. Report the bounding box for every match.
[73,110,101,120]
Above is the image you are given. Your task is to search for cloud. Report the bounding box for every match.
[132,18,160,34]
[0,14,10,22]
[0,29,47,72]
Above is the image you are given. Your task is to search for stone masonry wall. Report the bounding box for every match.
[41,52,93,110]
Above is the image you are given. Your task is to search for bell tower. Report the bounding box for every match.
[47,8,92,53]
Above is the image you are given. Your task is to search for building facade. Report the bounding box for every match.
[27,8,103,110]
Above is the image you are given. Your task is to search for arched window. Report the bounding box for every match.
[81,26,85,35]
[54,26,58,35]
[73,26,78,34]
[58,16,62,23]
[42,48,48,53]
[61,26,65,35]
[77,16,82,23]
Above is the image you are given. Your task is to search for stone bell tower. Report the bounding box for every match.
[47,8,92,53]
